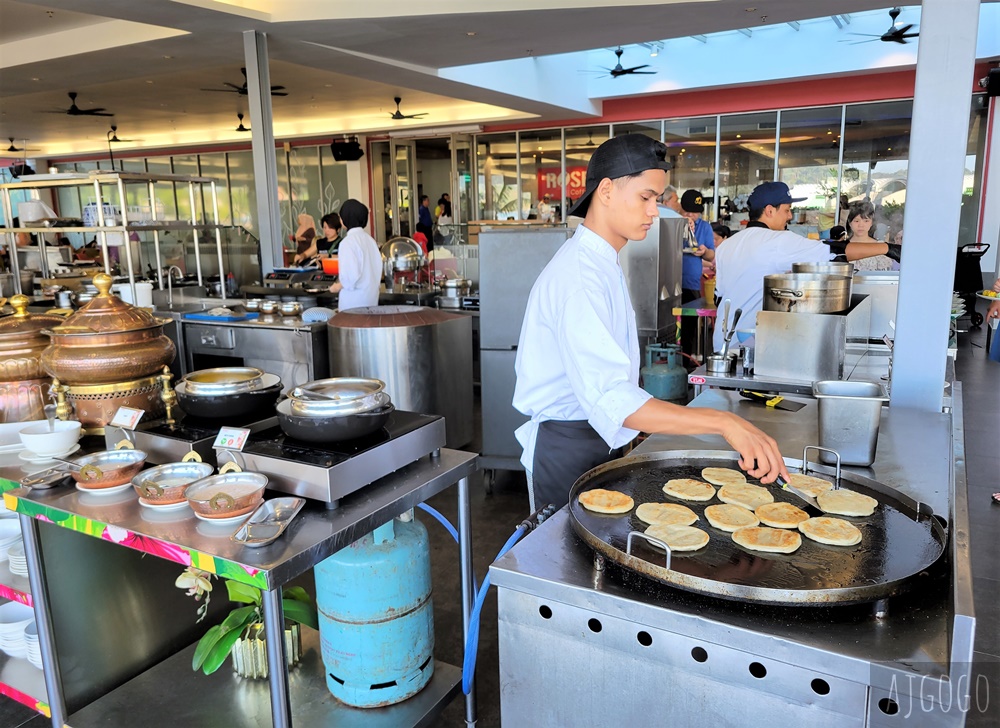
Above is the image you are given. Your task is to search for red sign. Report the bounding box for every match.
[537,167,588,201]
[688,376,706,385]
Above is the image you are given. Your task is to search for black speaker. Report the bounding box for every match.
[331,139,364,161]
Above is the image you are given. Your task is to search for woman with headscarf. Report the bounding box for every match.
[328,199,382,310]
[291,213,318,265]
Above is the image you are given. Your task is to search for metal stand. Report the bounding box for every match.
[261,587,292,728]
[457,476,477,727]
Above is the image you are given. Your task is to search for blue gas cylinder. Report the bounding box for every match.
[641,343,688,402]
[315,515,434,708]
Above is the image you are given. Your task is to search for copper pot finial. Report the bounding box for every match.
[9,294,30,318]
[93,273,114,296]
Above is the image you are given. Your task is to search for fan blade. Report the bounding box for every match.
[628,71,657,75]
[404,113,428,119]
[224,83,244,91]
[900,32,919,38]
[81,110,114,116]
[847,32,883,37]
[200,88,238,93]
[895,24,914,34]
[623,65,651,72]
[270,91,289,97]
[270,85,286,91]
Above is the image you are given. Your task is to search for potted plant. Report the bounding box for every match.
[176,567,318,677]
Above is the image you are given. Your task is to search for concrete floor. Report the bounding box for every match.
[1,308,997,728]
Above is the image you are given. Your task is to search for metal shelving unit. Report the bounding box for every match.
[0,171,228,301]
[0,449,479,728]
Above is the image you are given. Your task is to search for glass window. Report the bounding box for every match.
[663,116,717,219]
[145,157,178,220]
[288,146,322,236]
[777,106,844,237]
[718,112,777,222]
[276,150,292,243]
[171,155,201,222]
[842,100,912,241]
[519,129,563,220]
[960,94,988,247]
[476,133,518,220]
[565,125,610,213]
[197,153,231,226]
[226,151,257,235]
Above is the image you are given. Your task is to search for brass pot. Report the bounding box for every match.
[40,273,175,385]
[0,295,65,382]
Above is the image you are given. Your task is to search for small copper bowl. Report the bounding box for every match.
[131,461,214,504]
[71,449,148,490]
[185,472,267,519]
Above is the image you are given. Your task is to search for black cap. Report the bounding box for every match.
[680,189,705,213]
[568,135,672,218]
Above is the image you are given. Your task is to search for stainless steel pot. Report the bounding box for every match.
[791,261,855,277]
[763,273,852,314]
[279,301,302,317]
[442,278,472,297]
[181,367,265,396]
[288,377,387,417]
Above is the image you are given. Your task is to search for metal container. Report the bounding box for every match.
[260,300,279,314]
[276,398,394,443]
[71,448,148,489]
[185,471,267,519]
[315,517,434,707]
[181,367,264,396]
[705,354,735,374]
[790,261,855,278]
[288,377,385,417]
[327,306,473,448]
[244,299,262,312]
[40,273,175,385]
[380,237,425,273]
[641,343,687,402]
[763,273,852,314]
[0,294,64,382]
[441,278,471,297]
[132,461,215,504]
[279,301,303,317]
[813,380,888,466]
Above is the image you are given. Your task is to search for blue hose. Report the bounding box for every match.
[462,524,528,694]
[416,503,459,543]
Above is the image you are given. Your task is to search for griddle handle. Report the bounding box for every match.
[802,445,842,487]
[626,530,672,571]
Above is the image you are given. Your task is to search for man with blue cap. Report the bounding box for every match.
[513,135,789,510]
[713,181,900,353]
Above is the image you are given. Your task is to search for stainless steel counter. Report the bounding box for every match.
[490,387,974,727]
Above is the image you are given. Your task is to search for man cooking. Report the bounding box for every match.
[713,181,900,353]
[513,135,789,511]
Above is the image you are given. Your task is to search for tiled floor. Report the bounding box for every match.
[1,314,996,728]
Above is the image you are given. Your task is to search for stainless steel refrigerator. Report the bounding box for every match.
[478,227,569,476]
[620,216,687,347]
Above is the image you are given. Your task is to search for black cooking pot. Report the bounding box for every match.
[276,398,394,443]
[176,381,282,419]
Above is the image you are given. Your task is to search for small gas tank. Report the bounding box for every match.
[641,343,688,402]
[315,514,434,708]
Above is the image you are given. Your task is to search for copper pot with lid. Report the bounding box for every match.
[40,273,176,385]
[0,294,65,382]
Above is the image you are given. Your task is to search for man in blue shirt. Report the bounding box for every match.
[679,189,715,362]
[416,194,433,250]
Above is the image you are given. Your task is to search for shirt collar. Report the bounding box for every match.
[578,225,622,263]
[746,220,770,230]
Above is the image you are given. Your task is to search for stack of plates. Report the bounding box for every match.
[0,602,34,658]
[0,521,23,562]
[23,622,41,669]
[7,543,27,578]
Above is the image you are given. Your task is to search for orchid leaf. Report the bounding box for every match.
[220,605,258,632]
[201,623,252,675]
[281,598,318,630]
[283,586,310,604]
[192,624,223,671]
[226,580,261,605]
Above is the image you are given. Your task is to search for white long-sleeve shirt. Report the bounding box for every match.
[513,225,653,471]
[336,227,382,311]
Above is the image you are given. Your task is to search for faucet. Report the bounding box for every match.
[166,265,183,307]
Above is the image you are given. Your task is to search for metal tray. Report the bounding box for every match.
[568,449,947,606]
[230,497,305,548]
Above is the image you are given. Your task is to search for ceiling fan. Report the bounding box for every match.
[6,138,40,153]
[585,47,657,79]
[389,97,427,120]
[201,68,288,97]
[46,91,113,117]
[843,7,919,45]
[235,113,250,132]
[107,125,139,143]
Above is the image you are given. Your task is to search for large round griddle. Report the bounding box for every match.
[568,450,947,606]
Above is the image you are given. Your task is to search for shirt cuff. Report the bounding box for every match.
[588,383,653,448]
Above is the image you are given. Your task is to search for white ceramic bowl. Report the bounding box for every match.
[18,420,82,457]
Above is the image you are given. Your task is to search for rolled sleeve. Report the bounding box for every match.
[558,289,652,447]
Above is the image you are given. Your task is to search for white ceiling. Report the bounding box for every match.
[0,0,988,158]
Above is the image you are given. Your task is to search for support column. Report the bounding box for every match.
[243,30,283,275]
[890,0,981,411]
[976,95,1000,282]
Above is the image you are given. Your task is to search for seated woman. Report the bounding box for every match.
[291,213,318,266]
[847,201,894,272]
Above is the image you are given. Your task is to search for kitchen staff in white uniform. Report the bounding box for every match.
[328,199,382,311]
[514,135,790,510]
[713,181,900,353]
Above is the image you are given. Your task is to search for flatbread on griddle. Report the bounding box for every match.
[755,501,810,529]
[787,473,835,499]
[701,467,747,487]
[644,523,710,552]
[732,526,802,554]
[635,502,698,526]
[718,482,774,510]
[663,478,716,502]
[816,489,878,517]
[579,488,634,514]
[704,504,759,532]
[798,517,862,546]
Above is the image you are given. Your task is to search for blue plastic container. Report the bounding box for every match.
[315,516,434,708]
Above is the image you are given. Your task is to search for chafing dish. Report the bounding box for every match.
[180,367,265,396]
